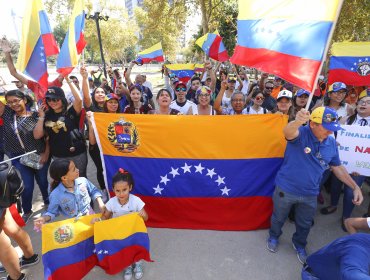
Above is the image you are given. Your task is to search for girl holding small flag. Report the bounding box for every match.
[92,168,148,280]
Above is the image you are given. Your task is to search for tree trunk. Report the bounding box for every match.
[199,0,209,34]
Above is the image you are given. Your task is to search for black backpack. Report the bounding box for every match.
[0,163,24,208]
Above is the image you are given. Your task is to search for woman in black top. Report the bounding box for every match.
[33,78,87,177]
[0,90,49,220]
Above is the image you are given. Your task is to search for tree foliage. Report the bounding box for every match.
[135,0,187,60]
[333,0,370,42]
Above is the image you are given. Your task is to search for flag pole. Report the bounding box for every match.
[305,0,345,111]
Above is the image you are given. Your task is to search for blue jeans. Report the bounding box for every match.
[330,174,366,219]
[269,186,317,248]
[12,157,50,214]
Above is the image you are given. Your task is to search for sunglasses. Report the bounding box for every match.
[255,96,265,101]
[46,97,61,102]
[176,87,187,92]
[198,93,210,98]
[265,87,273,90]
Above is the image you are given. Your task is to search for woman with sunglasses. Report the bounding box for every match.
[245,90,269,114]
[0,90,50,222]
[320,89,370,229]
[188,86,216,115]
[323,82,353,119]
[124,85,152,114]
[149,89,180,115]
[33,77,87,180]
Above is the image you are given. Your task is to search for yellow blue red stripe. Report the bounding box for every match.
[137,42,164,64]
[231,0,343,92]
[92,113,287,230]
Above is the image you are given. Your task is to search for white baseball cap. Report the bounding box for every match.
[277,90,293,101]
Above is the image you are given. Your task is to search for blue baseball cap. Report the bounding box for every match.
[328,82,347,93]
[296,89,310,97]
[310,107,343,131]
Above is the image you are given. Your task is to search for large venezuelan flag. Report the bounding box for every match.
[17,0,59,91]
[92,114,287,231]
[165,64,197,83]
[137,42,164,64]
[56,0,87,76]
[230,0,343,92]
[196,32,229,62]
[94,213,153,275]
[328,42,370,86]
[42,214,100,280]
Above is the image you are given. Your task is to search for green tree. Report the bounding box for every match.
[135,0,187,60]
[333,0,370,42]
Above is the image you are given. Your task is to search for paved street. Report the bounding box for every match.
[0,66,369,279]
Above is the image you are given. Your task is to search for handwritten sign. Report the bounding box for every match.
[337,125,370,176]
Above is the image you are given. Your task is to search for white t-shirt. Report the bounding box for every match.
[105,194,145,218]
[335,103,348,119]
[192,105,216,115]
[353,115,370,127]
[246,106,269,115]
[236,80,250,95]
[170,100,196,114]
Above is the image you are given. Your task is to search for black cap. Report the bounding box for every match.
[46,87,65,99]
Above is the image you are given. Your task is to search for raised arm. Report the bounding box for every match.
[124,61,135,87]
[214,81,227,115]
[33,104,46,139]
[283,108,309,140]
[81,66,92,108]
[65,76,82,114]
[0,38,29,85]
[205,61,216,92]
[233,65,243,91]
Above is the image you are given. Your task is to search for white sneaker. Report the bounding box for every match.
[123,266,133,280]
[134,262,143,279]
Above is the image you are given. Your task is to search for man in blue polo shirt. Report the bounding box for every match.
[266,107,363,264]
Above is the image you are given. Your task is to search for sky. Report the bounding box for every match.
[0,0,26,41]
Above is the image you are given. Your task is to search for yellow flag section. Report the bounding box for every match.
[92,114,287,159]
[42,214,100,280]
[94,213,152,274]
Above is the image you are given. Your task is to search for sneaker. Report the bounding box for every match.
[22,211,34,224]
[0,255,39,273]
[134,262,143,279]
[292,243,307,264]
[20,254,39,268]
[123,266,133,280]
[266,237,279,253]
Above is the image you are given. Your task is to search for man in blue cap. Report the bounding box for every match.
[266,107,364,264]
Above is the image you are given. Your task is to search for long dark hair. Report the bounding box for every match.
[112,168,135,190]
[323,92,347,107]
[91,87,107,109]
[49,159,71,192]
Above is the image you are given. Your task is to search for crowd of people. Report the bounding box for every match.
[0,35,369,279]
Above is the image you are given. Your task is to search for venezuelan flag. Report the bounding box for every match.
[42,214,100,280]
[230,0,343,92]
[94,213,152,275]
[136,42,164,64]
[328,42,370,86]
[92,114,287,231]
[165,64,196,83]
[56,0,87,76]
[17,0,59,92]
[196,32,229,62]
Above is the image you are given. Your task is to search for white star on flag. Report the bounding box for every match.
[206,168,216,178]
[104,250,108,254]
[98,250,103,254]
[153,185,164,194]
[93,249,96,253]
[215,175,225,186]
[220,186,231,196]
[181,163,192,173]
[194,163,205,174]
[160,175,170,185]
[169,167,180,178]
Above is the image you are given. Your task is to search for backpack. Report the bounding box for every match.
[0,163,24,208]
